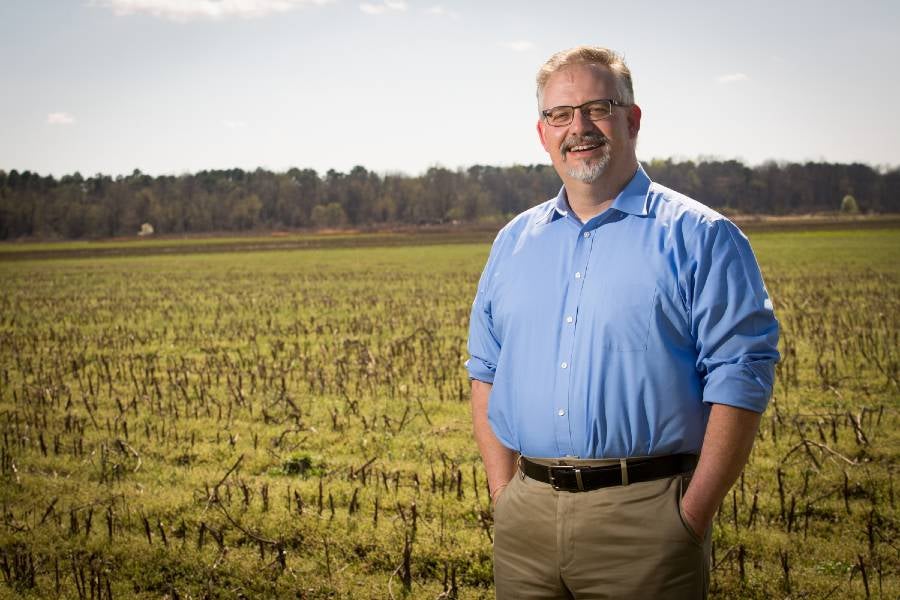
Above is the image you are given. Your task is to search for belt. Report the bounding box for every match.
[520,454,698,492]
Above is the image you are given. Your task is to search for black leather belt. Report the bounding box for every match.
[520,454,697,492]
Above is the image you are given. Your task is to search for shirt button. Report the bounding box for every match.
[574,272,582,279]
[560,362,568,369]
[558,409,566,417]
[566,316,574,324]
[583,231,591,238]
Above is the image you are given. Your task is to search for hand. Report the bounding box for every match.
[679,499,709,540]
[490,483,508,508]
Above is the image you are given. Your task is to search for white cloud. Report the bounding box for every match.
[425,5,459,19]
[360,0,407,15]
[498,40,534,52]
[93,0,332,22]
[717,73,749,84]
[224,120,248,129]
[47,112,76,125]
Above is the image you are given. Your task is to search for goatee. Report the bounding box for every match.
[562,133,611,183]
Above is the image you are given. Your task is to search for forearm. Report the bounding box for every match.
[470,379,517,503]
[681,403,762,534]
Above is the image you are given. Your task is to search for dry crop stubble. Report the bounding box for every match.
[0,229,897,599]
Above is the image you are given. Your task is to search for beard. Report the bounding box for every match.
[566,151,610,183]
[562,133,611,184]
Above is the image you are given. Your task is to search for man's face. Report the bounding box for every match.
[537,63,639,185]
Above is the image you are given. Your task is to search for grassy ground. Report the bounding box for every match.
[0,227,897,599]
[0,229,496,261]
[2,215,897,260]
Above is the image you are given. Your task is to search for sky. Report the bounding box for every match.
[2,0,899,178]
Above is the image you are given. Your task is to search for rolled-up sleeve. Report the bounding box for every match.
[690,219,780,413]
[466,235,503,383]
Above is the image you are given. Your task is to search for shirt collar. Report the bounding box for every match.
[611,164,652,216]
[541,164,652,224]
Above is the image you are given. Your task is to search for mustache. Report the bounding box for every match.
[561,133,608,156]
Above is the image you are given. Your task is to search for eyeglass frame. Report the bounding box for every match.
[541,98,631,127]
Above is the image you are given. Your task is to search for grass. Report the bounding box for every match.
[0,228,496,260]
[0,226,897,599]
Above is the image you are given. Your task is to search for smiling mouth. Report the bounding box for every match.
[564,138,606,157]
[569,142,603,152]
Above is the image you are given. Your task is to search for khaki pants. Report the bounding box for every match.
[492,464,711,599]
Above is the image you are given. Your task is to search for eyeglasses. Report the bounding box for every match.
[541,98,630,127]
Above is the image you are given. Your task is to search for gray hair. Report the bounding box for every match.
[536,46,634,113]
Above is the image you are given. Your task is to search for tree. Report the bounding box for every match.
[230,193,263,230]
[840,194,860,214]
[1,160,897,239]
[311,202,347,228]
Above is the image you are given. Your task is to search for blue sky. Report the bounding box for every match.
[2,0,898,177]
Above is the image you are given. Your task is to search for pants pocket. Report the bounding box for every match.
[675,475,704,546]
[492,472,517,519]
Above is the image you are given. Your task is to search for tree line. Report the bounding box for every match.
[1,159,897,239]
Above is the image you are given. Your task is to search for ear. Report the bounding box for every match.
[627,104,642,138]
[536,119,551,152]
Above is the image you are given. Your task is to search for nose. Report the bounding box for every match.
[569,107,597,135]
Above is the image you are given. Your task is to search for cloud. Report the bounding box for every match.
[425,5,459,19]
[359,0,407,15]
[498,40,534,52]
[47,112,76,125]
[717,73,749,84]
[93,0,332,22]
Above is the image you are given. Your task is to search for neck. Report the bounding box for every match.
[564,157,638,222]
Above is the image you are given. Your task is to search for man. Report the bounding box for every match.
[467,46,779,599]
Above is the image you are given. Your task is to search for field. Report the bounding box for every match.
[1,226,898,599]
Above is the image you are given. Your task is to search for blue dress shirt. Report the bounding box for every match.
[466,165,780,459]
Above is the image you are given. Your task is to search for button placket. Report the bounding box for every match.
[553,226,593,456]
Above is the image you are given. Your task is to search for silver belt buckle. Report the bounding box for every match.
[548,465,584,491]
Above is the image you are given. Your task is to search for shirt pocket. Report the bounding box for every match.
[598,284,658,352]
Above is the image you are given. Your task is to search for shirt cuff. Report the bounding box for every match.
[702,361,775,413]
[465,357,495,384]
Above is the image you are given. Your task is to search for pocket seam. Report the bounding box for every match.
[605,287,658,352]
[676,475,704,546]
[493,474,515,514]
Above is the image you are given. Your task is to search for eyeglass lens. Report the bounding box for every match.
[545,101,612,126]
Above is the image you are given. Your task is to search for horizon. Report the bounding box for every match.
[3,154,898,181]
[2,1,899,177]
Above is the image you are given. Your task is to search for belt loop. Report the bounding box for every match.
[517,454,525,480]
[575,468,584,491]
[619,459,629,486]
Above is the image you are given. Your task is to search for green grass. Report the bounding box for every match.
[0,228,897,599]
[0,229,497,260]
[0,231,386,252]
